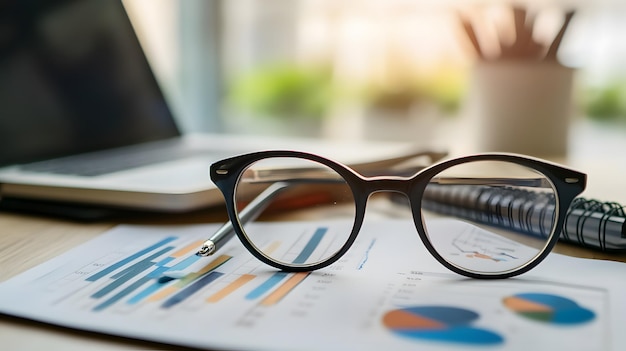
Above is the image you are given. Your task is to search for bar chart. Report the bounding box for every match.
[45,225,340,315]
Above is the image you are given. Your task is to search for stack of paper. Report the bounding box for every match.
[0,219,623,350]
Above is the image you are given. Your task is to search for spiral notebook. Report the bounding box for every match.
[419,185,626,251]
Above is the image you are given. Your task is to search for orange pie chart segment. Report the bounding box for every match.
[383,309,446,330]
[503,293,595,324]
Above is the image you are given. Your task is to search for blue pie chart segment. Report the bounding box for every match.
[503,293,595,325]
[382,306,503,345]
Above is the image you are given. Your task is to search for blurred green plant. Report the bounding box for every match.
[227,62,467,122]
[583,83,626,121]
[228,64,335,120]
[365,67,467,115]
[421,68,467,114]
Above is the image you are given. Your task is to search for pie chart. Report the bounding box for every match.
[503,293,595,324]
[382,306,503,345]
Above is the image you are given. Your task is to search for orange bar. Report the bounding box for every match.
[264,241,281,256]
[194,254,232,276]
[147,285,178,302]
[147,255,232,301]
[171,240,204,258]
[206,274,256,303]
[260,272,309,306]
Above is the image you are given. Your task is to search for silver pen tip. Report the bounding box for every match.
[196,240,216,257]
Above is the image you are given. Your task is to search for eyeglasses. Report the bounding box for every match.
[207,150,586,279]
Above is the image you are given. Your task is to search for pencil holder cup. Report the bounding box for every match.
[463,61,575,157]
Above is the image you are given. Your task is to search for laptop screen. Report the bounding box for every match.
[0,0,180,167]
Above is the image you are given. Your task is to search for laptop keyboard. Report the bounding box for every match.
[20,143,216,177]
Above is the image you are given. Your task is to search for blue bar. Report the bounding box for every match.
[169,254,201,271]
[86,237,177,282]
[127,280,165,305]
[243,228,327,301]
[125,256,211,305]
[91,262,152,299]
[161,271,224,309]
[94,266,171,310]
[125,266,174,305]
[245,272,288,300]
[127,256,219,305]
[155,256,175,267]
[146,265,172,279]
[91,247,171,298]
[292,227,327,264]
[110,247,174,279]
[93,276,152,312]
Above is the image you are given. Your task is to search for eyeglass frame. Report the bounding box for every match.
[210,150,587,279]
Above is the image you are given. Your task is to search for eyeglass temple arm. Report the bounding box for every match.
[197,182,290,256]
[243,150,446,182]
[350,150,447,175]
[243,163,429,184]
[245,169,550,189]
[430,177,552,188]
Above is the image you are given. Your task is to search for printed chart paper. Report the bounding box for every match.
[0,219,623,351]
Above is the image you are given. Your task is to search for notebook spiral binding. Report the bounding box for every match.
[421,185,626,251]
[564,198,625,251]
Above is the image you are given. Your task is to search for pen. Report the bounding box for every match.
[196,182,289,257]
[156,183,288,281]
[459,14,483,59]
[545,10,575,61]
[459,6,576,62]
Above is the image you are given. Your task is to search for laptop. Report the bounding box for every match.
[0,0,419,217]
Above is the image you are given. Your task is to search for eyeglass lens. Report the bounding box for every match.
[234,157,357,267]
[233,157,558,275]
[421,160,557,275]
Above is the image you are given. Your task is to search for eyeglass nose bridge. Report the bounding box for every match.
[360,177,414,197]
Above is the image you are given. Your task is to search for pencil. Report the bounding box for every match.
[545,10,575,61]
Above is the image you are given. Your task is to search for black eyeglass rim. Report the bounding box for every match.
[210,150,587,279]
